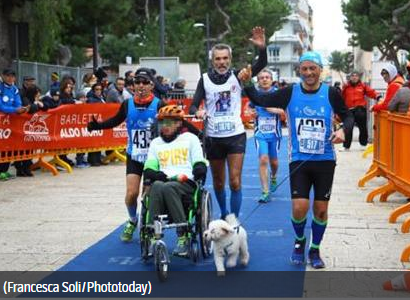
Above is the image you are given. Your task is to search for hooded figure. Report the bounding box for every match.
[372,64,405,112]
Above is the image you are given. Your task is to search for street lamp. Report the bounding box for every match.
[193,13,211,69]
[160,0,165,57]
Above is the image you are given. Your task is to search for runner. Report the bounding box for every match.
[87,68,162,242]
[249,69,285,203]
[189,26,267,219]
[239,51,354,268]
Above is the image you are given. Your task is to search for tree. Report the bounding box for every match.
[329,50,353,83]
[342,0,410,68]
[126,0,290,71]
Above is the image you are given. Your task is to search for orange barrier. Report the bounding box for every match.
[0,98,254,173]
[358,111,410,262]
[0,104,127,174]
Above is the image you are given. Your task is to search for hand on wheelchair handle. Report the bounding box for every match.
[168,174,188,183]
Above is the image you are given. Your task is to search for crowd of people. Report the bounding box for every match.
[0,66,188,176]
[2,24,410,268]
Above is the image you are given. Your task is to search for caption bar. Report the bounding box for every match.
[3,281,151,295]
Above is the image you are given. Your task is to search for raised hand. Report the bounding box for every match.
[238,64,252,83]
[249,26,266,49]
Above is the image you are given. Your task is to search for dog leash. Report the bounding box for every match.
[239,153,317,227]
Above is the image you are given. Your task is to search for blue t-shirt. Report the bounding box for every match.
[251,87,282,140]
[126,97,160,162]
[287,83,335,162]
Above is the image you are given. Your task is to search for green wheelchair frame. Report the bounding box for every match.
[138,179,213,281]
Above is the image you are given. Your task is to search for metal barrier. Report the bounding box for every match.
[10,60,115,94]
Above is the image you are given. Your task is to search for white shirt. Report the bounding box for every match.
[203,73,244,137]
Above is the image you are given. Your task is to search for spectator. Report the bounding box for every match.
[41,88,61,110]
[371,64,405,112]
[0,69,29,181]
[171,77,187,99]
[333,81,342,94]
[75,90,87,103]
[80,73,97,96]
[59,80,76,105]
[50,72,60,90]
[86,83,105,166]
[57,80,76,167]
[20,75,36,106]
[341,70,380,151]
[124,70,134,81]
[123,78,134,100]
[106,77,126,103]
[14,85,43,177]
[388,63,410,113]
[86,83,105,104]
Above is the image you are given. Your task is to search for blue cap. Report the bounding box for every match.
[299,51,323,67]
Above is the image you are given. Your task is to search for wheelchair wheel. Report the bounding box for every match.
[154,242,169,282]
[199,189,213,258]
[139,230,150,262]
[190,239,199,263]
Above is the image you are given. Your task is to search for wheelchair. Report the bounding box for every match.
[137,178,213,282]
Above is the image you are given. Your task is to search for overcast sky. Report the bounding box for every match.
[308,0,351,52]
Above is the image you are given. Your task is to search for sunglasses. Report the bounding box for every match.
[135,80,150,85]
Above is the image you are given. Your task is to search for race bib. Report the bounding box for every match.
[131,129,151,162]
[214,115,235,134]
[296,118,326,154]
[258,117,276,134]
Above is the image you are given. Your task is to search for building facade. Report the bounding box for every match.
[267,0,314,83]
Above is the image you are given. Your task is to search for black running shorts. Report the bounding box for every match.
[126,154,144,176]
[205,132,246,160]
[289,160,336,201]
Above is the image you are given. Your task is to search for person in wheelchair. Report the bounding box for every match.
[143,105,208,257]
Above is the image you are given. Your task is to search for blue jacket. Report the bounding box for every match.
[0,82,22,113]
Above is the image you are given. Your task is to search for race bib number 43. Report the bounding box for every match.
[296,118,326,154]
[131,129,151,162]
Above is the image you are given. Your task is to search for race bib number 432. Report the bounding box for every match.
[295,118,326,154]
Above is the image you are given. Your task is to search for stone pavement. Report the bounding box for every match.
[0,129,410,273]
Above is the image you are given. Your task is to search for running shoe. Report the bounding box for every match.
[308,248,325,269]
[258,191,271,203]
[172,235,189,257]
[270,176,278,193]
[290,238,306,265]
[120,221,136,242]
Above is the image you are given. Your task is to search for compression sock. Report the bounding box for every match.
[230,188,242,217]
[291,216,307,241]
[310,217,328,249]
[127,204,137,224]
[214,189,228,219]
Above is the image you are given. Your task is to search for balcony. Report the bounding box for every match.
[268,55,299,64]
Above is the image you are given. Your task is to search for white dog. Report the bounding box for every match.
[203,214,249,275]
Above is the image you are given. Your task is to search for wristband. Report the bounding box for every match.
[243,80,254,88]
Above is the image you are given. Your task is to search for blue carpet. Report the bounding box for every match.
[46,136,308,297]
[59,136,308,272]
